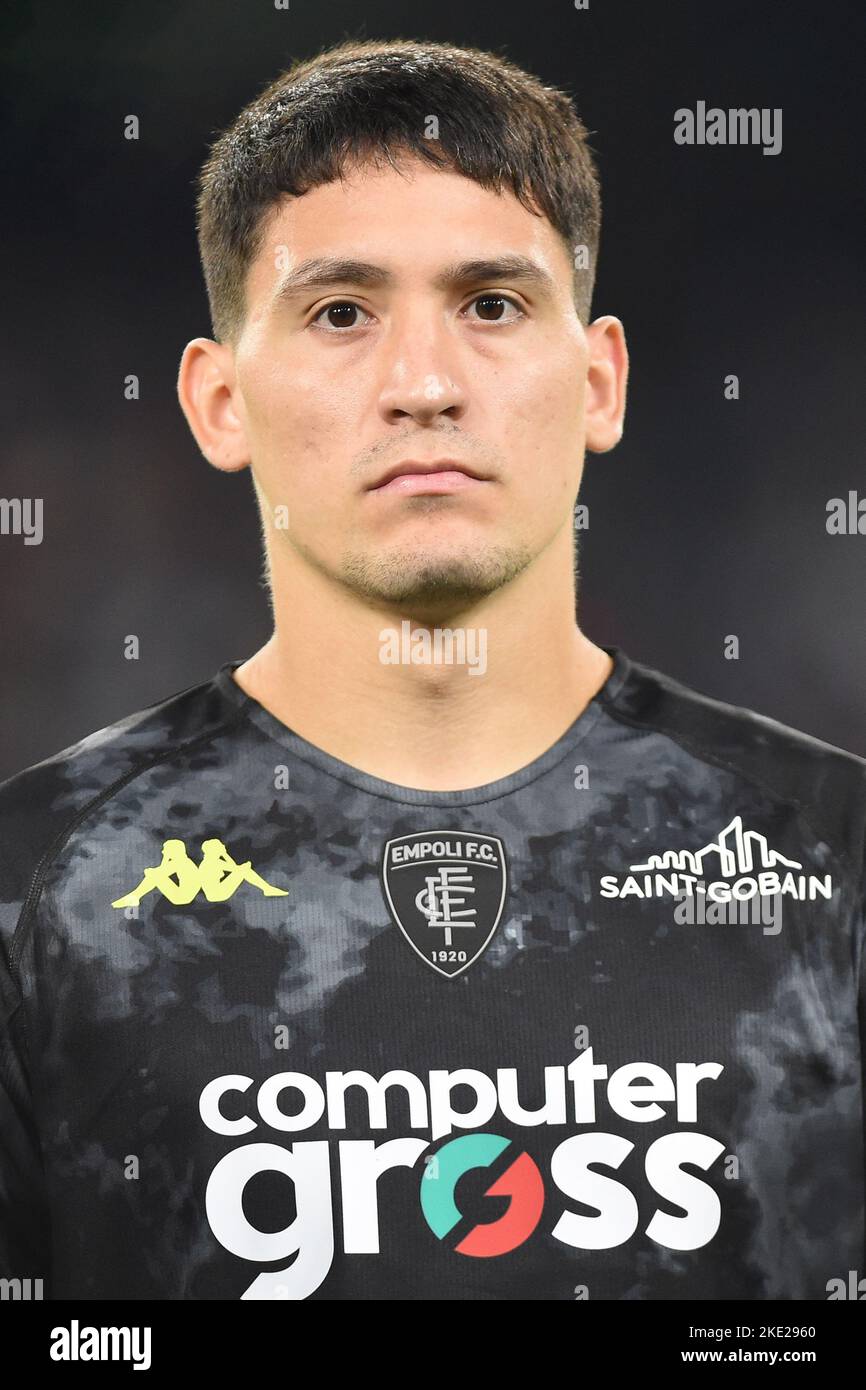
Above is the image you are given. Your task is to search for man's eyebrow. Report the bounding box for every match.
[272,258,390,301]
[434,256,558,296]
[271,254,558,303]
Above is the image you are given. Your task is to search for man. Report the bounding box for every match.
[1,38,864,1302]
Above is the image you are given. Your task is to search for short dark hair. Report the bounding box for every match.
[195,38,602,344]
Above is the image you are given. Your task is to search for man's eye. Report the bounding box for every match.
[464,294,524,324]
[310,301,372,331]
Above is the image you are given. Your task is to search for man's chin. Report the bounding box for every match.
[338,544,533,611]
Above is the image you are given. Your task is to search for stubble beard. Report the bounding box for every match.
[338,538,535,610]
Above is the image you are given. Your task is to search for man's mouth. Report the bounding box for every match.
[367,460,492,495]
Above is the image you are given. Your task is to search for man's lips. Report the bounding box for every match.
[367,460,491,495]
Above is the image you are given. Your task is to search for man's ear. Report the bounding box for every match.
[177,338,252,473]
[583,315,629,454]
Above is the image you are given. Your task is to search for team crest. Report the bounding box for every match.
[381,831,508,978]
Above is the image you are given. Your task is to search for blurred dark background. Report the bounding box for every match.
[2,0,864,779]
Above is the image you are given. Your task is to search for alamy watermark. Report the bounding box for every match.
[0,497,43,544]
[0,1276,44,1300]
[674,103,782,156]
[379,620,487,676]
[674,888,783,935]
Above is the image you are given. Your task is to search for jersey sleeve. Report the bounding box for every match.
[0,847,51,1287]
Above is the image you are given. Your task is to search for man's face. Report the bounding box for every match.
[201,154,622,611]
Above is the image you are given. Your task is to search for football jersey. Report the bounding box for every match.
[1,644,864,1301]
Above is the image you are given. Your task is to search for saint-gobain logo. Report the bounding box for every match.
[381,831,507,977]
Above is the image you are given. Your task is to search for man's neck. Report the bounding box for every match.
[232,533,614,791]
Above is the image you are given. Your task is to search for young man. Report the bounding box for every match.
[1,38,864,1303]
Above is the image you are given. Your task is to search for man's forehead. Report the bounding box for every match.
[250,161,570,297]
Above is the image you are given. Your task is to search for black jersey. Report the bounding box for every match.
[1,645,864,1301]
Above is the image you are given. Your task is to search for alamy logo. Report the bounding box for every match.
[674,102,782,156]
[378,620,487,676]
[112,838,288,907]
[0,1277,43,1300]
[381,831,507,977]
[0,497,43,545]
[600,816,832,903]
[826,1270,866,1300]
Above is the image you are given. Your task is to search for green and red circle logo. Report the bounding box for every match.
[420,1133,544,1256]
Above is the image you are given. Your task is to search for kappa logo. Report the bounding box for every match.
[381,831,507,977]
[111,838,288,908]
[599,815,833,903]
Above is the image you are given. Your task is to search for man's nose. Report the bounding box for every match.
[377,312,469,424]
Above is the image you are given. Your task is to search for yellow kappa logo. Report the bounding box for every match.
[111,838,289,907]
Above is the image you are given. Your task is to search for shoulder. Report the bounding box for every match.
[0,669,243,959]
[602,649,866,874]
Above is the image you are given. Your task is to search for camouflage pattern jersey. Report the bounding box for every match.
[1,644,864,1300]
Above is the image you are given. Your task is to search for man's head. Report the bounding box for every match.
[178,38,627,618]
